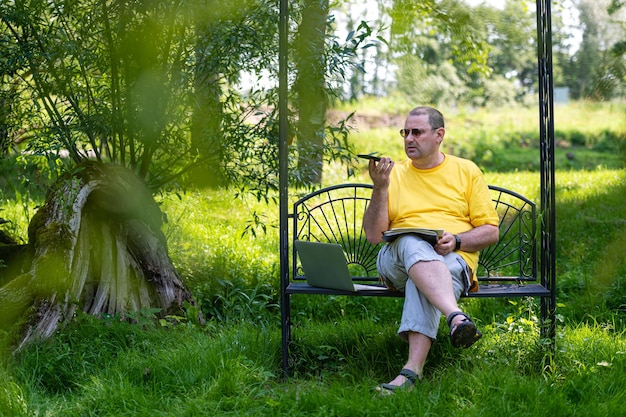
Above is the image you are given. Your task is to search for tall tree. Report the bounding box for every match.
[608,0,626,63]
[289,0,377,185]
[0,0,283,349]
[564,0,626,99]
[388,0,491,105]
[1,0,197,184]
[476,1,537,102]
[0,0,282,193]
[189,1,279,188]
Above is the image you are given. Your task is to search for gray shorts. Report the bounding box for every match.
[377,235,472,340]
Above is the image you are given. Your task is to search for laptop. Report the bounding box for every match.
[294,240,383,292]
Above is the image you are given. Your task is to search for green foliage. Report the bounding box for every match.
[0,367,28,417]
[0,0,314,198]
[390,0,490,75]
[561,0,626,100]
[387,0,544,106]
[0,0,377,210]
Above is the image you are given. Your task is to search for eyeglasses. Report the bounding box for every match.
[399,128,437,138]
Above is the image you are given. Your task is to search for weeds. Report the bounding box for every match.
[198,278,280,327]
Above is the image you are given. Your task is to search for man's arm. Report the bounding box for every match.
[362,158,394,244]
[434,224,499,256]
[363,187,389,244]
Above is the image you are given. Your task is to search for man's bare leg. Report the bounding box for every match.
[380,331,430,388]
[408,260,467,329]
[383,261,471,384]
[380,260,474,390]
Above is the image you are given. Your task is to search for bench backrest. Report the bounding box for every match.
[291,183,537,285]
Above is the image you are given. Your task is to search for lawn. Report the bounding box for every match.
[1,101,626,416]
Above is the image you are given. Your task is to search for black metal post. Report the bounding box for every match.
[536,0,557,344]
[279,0,291,378]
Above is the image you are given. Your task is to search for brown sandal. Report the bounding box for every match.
[447,311,482,348]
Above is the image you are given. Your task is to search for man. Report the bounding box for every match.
[362,106,499,393]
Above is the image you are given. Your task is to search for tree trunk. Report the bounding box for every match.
[295,0,329,184]
[189,25,227,188]
[0,161,200,352]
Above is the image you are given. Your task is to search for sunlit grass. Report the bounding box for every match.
[337,99,625,173]
[0,196,39,244]
[556,169,626,201]
[158,188,279,277]
[1,100,626,415]
[8,310,626,416]
[553,101,626,134]
[2,168,626,415]
[336,97,625,139]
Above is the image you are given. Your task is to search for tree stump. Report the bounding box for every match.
[0,161,200,351]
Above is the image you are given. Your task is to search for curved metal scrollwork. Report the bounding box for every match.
[292,184,538,285]
[477,186,537,282]
[292,184,382,281]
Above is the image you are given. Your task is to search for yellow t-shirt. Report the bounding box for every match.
[387,154,499,285]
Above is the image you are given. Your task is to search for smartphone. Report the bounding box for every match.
[357,154,381,162]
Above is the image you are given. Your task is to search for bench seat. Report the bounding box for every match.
[286,281,551,298]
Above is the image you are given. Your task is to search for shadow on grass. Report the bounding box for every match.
[554,170,626,320]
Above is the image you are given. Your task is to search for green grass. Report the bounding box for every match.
[4,167,625,416]
[3,312,626,416]
[344,99,626,173]
[1,101,626,416]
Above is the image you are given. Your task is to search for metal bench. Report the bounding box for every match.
[280,183,554,372]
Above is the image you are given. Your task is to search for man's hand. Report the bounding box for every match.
[435,231,457,256]
[363,157,394,244]
[368,157,394,190]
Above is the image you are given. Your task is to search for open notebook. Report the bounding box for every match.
[294,240,382,292]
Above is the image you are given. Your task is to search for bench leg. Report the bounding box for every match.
[540,294,556,350]
[281,290,292,378]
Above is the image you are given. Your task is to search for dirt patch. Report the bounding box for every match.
[245,107,402,130]
[327,110,403,130]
